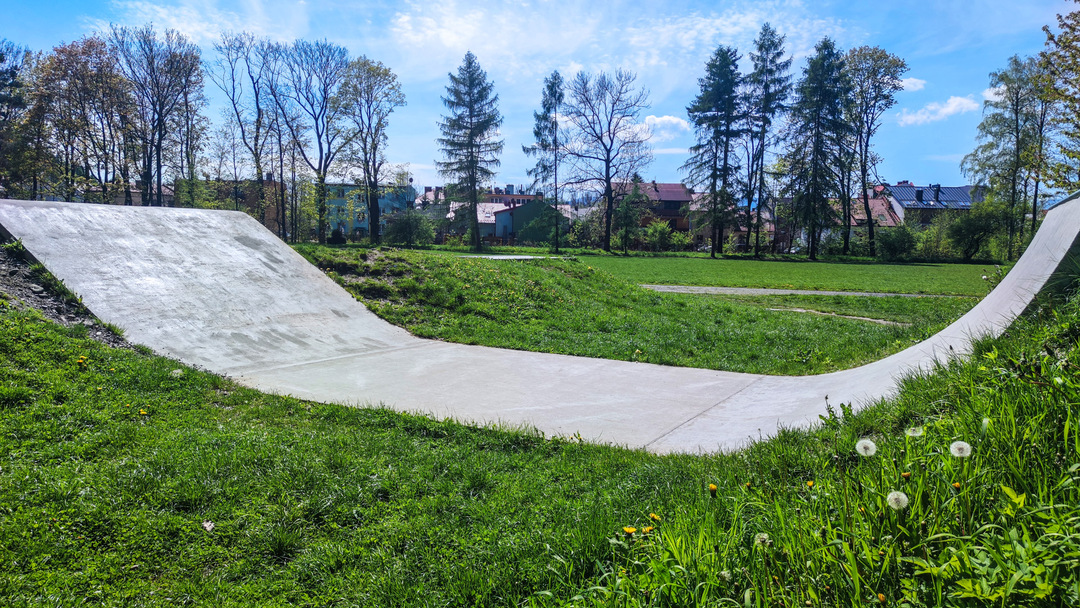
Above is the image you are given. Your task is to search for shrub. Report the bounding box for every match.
[877,225,917,261]
[384,209,435,247]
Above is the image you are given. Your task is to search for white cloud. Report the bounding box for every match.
[645,115,691,142]
[87,0,308,44]
[897,96,979,126]
[983,86,1005,102]
[901,77,926,91]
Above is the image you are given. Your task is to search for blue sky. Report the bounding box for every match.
[2,0,1071,193]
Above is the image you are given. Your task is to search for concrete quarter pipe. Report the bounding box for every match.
[2,196,1079,453]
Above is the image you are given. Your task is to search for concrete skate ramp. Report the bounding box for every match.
[2,197,1080,453]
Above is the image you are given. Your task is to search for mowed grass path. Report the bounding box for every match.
[297,247,976,375]
[583,255,995,295]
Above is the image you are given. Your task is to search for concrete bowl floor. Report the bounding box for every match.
[2,196,1079,453]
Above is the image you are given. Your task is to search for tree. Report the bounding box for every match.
[744,24,793,255]
[110,25,202,207]
[786,38,851,260]
[681,45,744,258]
[613,181,648,254]
[266,39,353,244]
[0,40,33,198]
[436,51,503,253]
[845,46,907,258]
[961,55,1037,260]
[523,70,565,252]
[1043,3,1080,191]
[337,56,405,244]
[561,70,652,252]
[210,33,273,219]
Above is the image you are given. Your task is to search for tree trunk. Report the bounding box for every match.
[368,179,381,244]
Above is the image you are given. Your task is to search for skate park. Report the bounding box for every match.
[1,195,1078,453]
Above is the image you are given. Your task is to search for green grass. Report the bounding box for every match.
[294,246,975,375]
[583,255,995,295]
[1,269,1077,606]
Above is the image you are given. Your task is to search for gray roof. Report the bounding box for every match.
[886,184,983,210]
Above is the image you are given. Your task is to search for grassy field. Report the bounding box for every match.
[295,246,976,375]
[1,271,1077,606]
[583,255,995,295]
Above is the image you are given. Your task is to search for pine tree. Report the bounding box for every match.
[437,52,503,253]
[523,70,564,252]
[787,38,852,261]
[745,24,793,255]
[681,45,744,258]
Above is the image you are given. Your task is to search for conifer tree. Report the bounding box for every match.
[437,52,503,253]
[681,45,744,258]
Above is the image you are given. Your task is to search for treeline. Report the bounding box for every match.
[0,28,404,244]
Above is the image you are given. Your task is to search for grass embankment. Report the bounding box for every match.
[1,275,1078,606]
[294,246,974,375]
[584,255,993,295]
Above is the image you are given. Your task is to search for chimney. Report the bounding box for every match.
[915,189,923,203]
[932,184,941,203]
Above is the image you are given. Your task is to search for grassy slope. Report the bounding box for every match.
[1,283,1077,606]
[583,255,994,295]
[295,246,975,375]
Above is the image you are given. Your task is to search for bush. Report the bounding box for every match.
[642,221,674,252]
[384,209,435,247]
[877,225,917,261]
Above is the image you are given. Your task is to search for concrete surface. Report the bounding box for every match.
[2,196,1079,453]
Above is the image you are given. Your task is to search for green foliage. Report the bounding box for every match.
[295,246,973,375]
[613,185,647,254]
[948,198,1005,261]
[877,224,917,261]
[518,203,570,246]
[641,221,674,252]
[383,208,434,247]
[437,52,503,252]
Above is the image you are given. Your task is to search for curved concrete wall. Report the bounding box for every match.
[2,195,1079,453]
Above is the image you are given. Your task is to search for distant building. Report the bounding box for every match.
[883,181,984,226]
[616,181,694,231]
[324,182,418,238]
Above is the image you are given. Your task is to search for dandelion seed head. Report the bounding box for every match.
[754,532,771,547]
[949,440,972,458]
[905,426,924,437]
[886,491,909,511]
[856,438,878,457]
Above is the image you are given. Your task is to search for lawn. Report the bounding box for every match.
[583,255,995,295]
[295,246,977,375]
[1,271,1077,607]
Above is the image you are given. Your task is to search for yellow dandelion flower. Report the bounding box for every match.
[642,526,654,534]
[806,480,815,488]
[952,482,961,489]
[649,513,661,522]
[139,409,147,415]
[878,593,886,603]
[901,472,911,479]
[708,483,717,497]
[623,526,636,535]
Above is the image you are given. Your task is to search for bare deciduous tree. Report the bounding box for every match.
[561,70,651,252]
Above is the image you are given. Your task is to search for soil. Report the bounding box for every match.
[0,242,133,350]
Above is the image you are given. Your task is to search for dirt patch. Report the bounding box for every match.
[0,242,133,349]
